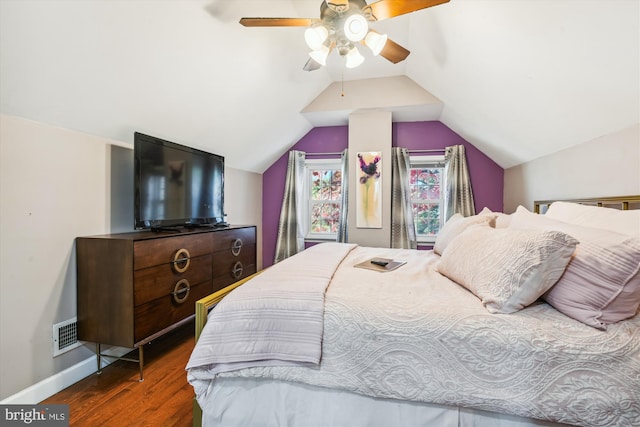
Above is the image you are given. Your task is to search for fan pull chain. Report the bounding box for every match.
[341,69,345,97]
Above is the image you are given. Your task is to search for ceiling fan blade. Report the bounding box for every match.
[366,0,449,21]
[303,58,322,72]
[379,38,410,64]
[239,17,316,27]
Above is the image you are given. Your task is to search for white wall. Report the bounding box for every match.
[503,124,640,212]
[0,114,262,401]
[224,166,263,269]
[347,110,392,248]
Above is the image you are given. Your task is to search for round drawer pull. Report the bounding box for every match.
[172,248,191,273]
[231,239,243,256]
[171,279,191,304]
[232,261,244,279]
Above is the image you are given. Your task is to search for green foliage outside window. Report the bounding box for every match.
[308,164,440,237]
[310,169,342,233]
[410,168,442,237]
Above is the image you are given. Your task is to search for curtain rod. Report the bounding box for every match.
[304,149,445,156]
[407,148,446,154]
[305,151,343,156]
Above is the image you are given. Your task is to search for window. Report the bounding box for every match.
[409,156,445,243]
[304,159,343,241]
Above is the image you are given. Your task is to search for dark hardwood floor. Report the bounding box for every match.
[41,321,196,427]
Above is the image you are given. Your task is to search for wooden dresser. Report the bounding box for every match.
[76,225,256,379]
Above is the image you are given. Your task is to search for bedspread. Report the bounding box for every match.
[186,242,357,373]
[188,245,640,427]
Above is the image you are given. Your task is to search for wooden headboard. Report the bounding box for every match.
[534,195,640,214]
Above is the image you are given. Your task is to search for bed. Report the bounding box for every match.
[186,196,640,427]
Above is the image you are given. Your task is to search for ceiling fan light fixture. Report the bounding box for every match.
[309,44,330,66]
[304,25,329,50]
[345,45,364,68]
[364,30,388,56]
[240,0,446,70]
[344,14,368,42]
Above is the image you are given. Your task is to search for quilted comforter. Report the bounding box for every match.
[187,244,640,427]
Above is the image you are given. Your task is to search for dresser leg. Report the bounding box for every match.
[138,345,144,382]
[97,343,102,375]
[95,342,144,381]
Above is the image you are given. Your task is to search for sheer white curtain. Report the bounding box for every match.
[337,148,349,243]
[274,150,306,263]
[390,147,417,249]
[444,145,475,220]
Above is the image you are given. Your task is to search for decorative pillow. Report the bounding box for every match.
[437,224,578,314]
[510,206,640,329]
[494,213,512,229]
[545,201,640,237]
[478,206,511,228]
[434,211,497,255]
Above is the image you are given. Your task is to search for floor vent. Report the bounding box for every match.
[53,318,81,357]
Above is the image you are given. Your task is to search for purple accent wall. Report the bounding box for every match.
[262,122,503,267]
[392,121,504,213]
[262,126,349,266]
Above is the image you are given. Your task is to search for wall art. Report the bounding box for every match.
[356,152,382,228]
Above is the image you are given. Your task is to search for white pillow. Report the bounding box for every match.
[494,213,512,229]
[477,207,511,228]
[437,224,578,314]
[434,211,496,255]
[545,201,640,237]
[510,206,640,329]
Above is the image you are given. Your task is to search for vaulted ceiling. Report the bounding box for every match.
[1,0,638,173]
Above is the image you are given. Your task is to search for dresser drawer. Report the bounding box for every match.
[133,233,213,270]
[134,254,212,306]
[211,228,256,254]
[212,249,255,278]
[212,250,257,290]
[212,266,257,291]
[133,281,212,344]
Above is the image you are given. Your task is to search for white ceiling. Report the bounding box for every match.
[1,0,638,173]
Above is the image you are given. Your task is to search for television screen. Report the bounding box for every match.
[134,132,224,229]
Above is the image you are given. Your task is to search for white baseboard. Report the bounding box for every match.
[0,347,131,405]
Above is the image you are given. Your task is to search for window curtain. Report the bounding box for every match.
[274,150,306,264]
[337,148,349,243]
[444,145,475,220]
[390,147,417,249]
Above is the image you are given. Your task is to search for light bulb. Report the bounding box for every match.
[304,26,328,51]
[365,31,388,56]
[309,44,330,66]
[345,45,364,68]
[344,14,368,42]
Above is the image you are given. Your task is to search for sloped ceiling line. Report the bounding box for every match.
[0,0,637,173]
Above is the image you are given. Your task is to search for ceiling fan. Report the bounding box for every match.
[240,0,450,71]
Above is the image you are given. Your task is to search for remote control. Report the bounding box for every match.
[371,260,389,267]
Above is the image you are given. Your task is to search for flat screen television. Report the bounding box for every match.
[134,132,225,230]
